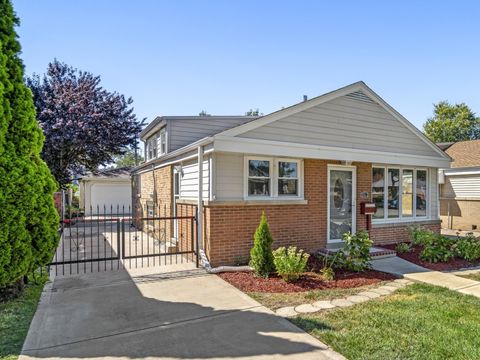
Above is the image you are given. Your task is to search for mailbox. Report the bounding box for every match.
[360,202,376,215]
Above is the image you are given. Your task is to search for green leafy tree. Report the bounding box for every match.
[0,0,59,290]
[249,212,275,277]
[423,101,480,142]
[245,108,262,116]
[113,148,143,168]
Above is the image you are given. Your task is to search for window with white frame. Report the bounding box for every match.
[372,166,428,221]
[246,157,302,199]
[146,127,167,161]
[160,128,166,155]
[278,160,299,196]
[248,159,271,196]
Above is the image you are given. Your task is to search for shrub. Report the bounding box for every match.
[320,266,335,281]
[249,212,275,277]
[420,235,454,263]
[0,0,59,290]
[273,246,309,282]
[453,233,480,261]
[408,226,437,246]
[338,230,373,272]
[396,242,412,254]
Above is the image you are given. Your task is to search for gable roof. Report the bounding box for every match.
[445,140,480,168]
[217,81,450,162]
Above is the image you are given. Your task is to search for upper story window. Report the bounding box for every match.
[146,127,167,161]
[372,166,428,221]
[245,157,303,199]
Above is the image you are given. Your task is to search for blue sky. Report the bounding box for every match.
[13,0,480,130]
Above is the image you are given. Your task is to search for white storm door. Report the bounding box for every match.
[327,166,356,243]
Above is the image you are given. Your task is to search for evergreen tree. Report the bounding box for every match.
[0,0,59,289]
[249,212,275,277]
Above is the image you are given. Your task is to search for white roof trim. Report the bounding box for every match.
[216,81,450,162]
[444,167,480,176]
[214,136,451,168]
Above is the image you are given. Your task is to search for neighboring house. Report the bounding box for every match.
[132,82,451,266]
[79,167,132,215]
[438,140,480,230]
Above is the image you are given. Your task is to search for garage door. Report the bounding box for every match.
[90,183,132,214]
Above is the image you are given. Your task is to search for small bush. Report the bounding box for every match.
[396,242,412,254]
[453,233,480,261]
[320,266,335,281]
[337,230,373,272]
[249,212,275,277]
[420,235,454,263]
[408,226,437,246]
[273,246,309,282]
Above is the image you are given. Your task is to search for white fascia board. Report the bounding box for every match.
[213,136,451,168]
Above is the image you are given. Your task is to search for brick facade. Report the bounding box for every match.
[204,160,379,266]
[132,166,173,243]
[370,221,441,246]
[134,159,441,266]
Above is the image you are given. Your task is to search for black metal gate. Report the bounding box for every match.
[50,207,198,276]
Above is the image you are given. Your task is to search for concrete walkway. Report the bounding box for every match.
[20,266,345,360]
[372,256,480,297]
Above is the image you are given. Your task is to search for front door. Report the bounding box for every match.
[328,165,356,243]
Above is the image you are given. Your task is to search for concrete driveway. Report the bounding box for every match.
[20,266,344,360]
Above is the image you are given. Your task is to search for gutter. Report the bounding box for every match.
[133,136,214,174]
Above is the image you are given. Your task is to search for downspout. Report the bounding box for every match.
[197,146,204,251]
[197,145,252,273]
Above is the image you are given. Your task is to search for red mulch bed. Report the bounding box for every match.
[382,243,480,271]
[218,257,396,293]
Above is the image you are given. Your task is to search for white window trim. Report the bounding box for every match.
[372,165,430,224]
[244,156,304,200]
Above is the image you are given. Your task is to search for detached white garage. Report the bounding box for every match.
[79,167,132,215]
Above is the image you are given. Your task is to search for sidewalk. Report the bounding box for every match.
[372,256,480,298]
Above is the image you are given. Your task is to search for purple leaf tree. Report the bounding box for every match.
[27,60,145,187]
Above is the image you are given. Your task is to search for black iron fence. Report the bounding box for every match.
[50,205,198,275]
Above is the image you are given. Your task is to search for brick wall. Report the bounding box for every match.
[370,221,441,245]
[204,160,374,266]
[132,166,173,241]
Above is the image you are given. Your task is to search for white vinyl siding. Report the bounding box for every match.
[442,175,480,199]
[215,153,244,200]
[430,168,438,218]
[239,94,439,157]
[179,158,210,200]
[169,118,253,152]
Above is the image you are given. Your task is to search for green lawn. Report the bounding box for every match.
[248,282,388,310]
[0,274,48,360]
[291,284,480,360]
[457,271,480,282]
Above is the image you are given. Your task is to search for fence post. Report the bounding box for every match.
[121,219,125,260]
[194,216,199,268]
[117,219,121,260]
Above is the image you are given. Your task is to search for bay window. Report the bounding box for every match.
[372,166,428,221]
[245,157,302,199]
